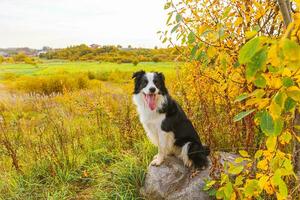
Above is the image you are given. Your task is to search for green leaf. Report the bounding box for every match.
[208,188,217,196]
[188,32,196,44]
[274,91,286,108]
[233,60,240,68]
[260,110,274,136]
[171,24,180,33]
[254,75,266,88]
[273,118,284,136]
[164,2,171,9]
[244,180,259,197]
[234,93,248,102]
[282,39,300,63]
[190,44,198,59]
[251,89,265,98]
[222,7,231,18]
[282,77,294,87]
[284,97,296,112]
[238,37,261,64]
[196,51,206,60]
[233,109,255,122]
[224,182,233,199]
[246,48,267,80]
[176,13,182,22]
[166,12,173,24]
[278,179,288,198]
[228,164,244,175]
[204,180,216,191]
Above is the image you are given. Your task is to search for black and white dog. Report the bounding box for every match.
[132,70,210,168]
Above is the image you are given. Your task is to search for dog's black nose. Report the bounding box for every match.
[149,87,156,93]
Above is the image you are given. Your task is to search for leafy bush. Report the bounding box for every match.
[132,59,139,66]
[165,0,300,199]
[11,74,90,94]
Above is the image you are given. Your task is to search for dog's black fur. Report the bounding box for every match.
[133,70,210,168]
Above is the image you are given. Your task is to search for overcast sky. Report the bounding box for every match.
[0,0,168,49]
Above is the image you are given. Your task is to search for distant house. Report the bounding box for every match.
[36,50,47,56]
[0,51,9,57]
[90,44,100,49]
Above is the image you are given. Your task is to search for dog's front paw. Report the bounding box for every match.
[184,159,193,168]
[150,157,164,166]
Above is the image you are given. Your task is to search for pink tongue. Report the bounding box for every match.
[146,94,156,110]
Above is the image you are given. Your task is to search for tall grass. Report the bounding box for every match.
[0,82,155,199]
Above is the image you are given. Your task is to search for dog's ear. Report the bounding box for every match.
[132,70,145,79]
[157,72,165,82]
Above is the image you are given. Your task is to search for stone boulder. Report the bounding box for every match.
[140,152,239,200]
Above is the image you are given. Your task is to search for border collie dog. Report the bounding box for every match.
[132,70,210,169]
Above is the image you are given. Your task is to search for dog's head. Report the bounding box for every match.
[132,70,168,110]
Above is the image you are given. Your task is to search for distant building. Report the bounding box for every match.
[90,44,100,49]
[0,51,9,57]
[36,50,47,56]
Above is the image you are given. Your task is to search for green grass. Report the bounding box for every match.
[0,60,180,78]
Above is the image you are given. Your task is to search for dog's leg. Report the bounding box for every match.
[180,142,193,167]
[151,141,166,166]
[151,130,174,166]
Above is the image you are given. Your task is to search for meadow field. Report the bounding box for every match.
[0,60,176,77]
[0,61,184,199]
[0,59,249,199]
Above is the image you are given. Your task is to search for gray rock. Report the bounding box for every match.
[140,152,239,200]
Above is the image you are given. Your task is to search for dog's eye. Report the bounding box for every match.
[142,79,148,86]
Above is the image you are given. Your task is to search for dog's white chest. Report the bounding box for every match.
[133,94,176,153]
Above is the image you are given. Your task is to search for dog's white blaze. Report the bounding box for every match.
[142,72,158,95]
[180,142,192,167]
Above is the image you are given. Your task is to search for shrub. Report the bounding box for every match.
[24,57,37,66]
[152,55,160,62]
[0,55,3,64]
[132,59,139,66]
[87,71,96,80]
[2,73,18,81]
[12,74,90,94]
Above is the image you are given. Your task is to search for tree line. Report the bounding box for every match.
[39,44,183,64]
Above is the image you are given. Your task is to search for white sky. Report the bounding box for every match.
[0,0,168,49]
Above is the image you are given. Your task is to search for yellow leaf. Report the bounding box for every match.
[279,131,292,145]
[246,98,260,106]
[207,46,217,58]
[282,68,291,77]
[230,191,236,200]
[269,77,282,89]
[239,150,249,157]
[258,98,270,110]
[245,30,257,39]
[264,182,275,195]
[234,17,243,26]
[255,150,263,159]
[296,135,300,142]
[269,100,281,119]
[258,175,269,189]
[268,44,281,67]
[257,159,268,170]
[266,136,277,152]
[234,175,244,186]
[287,86,300,101]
